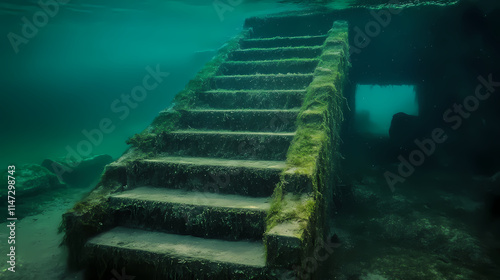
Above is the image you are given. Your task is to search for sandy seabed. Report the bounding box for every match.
[0,186,90,280]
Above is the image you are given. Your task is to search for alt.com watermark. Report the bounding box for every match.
[385,74,500,191]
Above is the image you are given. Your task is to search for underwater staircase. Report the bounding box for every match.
[64,12,349,280]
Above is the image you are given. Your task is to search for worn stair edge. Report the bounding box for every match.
[240,35,327,49]
[265,194,319,270]
[197,89,305,109]
[84,226,274,280]
[219,59,319,75]
[212,74,314,90]
[265,221,302,268]
[228,47,323,61]
[127,156,285,197]
[151,130,294,161]
[111,187,269,240]
[177,109,300,132]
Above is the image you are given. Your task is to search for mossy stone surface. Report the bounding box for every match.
[265,21,350,272]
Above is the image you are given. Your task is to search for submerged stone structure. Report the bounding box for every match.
[62,12,349,279]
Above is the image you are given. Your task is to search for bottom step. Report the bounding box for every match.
[84,227,273,279]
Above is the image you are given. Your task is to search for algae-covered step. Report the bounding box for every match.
[155,130,295,160]
[110,186,270,240]
[127,156,285,197]
[228,46,323,61]
[197,89,305,109]
[175,109,300,132]
[219,59,319,75]
[212,74,314,90]
[240,35,327,49]
[84,226,271,280]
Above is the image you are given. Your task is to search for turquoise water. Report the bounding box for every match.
[1,1,500,279]
[355,84,418,136]
[0,0,300,167]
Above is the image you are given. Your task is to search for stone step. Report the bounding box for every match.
[84,226,270,279]
[219,59,319,75]
[111,187,270,240]
[197,89,305,109]
[177,109,299,132]
[228,46,322,61]
[240,35,327,49]
[127,156,286,197]
[155,130,294,160]
[212,74,314,90]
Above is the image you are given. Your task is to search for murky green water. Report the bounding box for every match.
[1,0,500,279]
[0,0,302,167]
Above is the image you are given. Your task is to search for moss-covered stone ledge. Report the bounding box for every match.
[264,21,349,272]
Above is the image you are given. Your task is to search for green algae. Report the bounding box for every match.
[264,21,350,271]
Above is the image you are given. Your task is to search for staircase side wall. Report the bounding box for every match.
[265,21,350,276]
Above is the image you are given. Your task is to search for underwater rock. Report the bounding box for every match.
[41,154,113,187]
[389,112,424,151]
[1,164,66,199]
